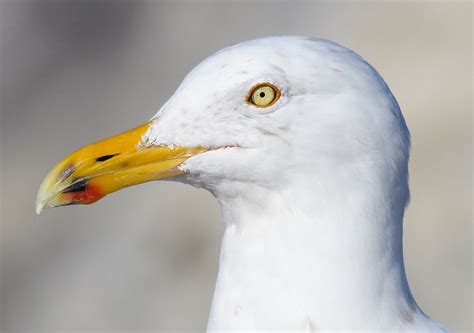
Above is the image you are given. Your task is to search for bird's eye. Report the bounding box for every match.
[248,83,280,108]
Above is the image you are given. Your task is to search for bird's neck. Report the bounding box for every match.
[207,174,422,331]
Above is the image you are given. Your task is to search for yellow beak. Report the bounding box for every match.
[36,121,206,214]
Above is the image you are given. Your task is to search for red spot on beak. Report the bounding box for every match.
[66,183,103,205]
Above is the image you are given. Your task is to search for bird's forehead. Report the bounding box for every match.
[144,37,372,147]
[177,37,356,96]
[186,46,290,88]
[144,43,296,148]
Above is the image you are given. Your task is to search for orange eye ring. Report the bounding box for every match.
[247,83,281,108]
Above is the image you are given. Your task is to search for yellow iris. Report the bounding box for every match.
[248,83,280,107]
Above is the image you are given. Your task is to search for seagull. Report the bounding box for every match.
[36,36,448,332]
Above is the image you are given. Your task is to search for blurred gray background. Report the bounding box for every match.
[0,0,472,332]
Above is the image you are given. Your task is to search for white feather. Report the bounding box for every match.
[144,36,447,332]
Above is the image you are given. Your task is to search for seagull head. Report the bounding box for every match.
[36,36,410,213]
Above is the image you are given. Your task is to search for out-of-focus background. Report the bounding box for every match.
[0,0,471,331]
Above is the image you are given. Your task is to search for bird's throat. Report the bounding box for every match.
[207,182,420,331]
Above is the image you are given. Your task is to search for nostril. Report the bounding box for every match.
[96,154,118,162]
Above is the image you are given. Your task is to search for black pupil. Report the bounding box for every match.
[259,92,266,98]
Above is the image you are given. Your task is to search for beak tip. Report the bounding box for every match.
[36,173,53,215]
[35,188,48,215]
[35,198,44,215]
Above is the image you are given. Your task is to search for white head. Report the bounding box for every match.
[144,36,410,209]
[37,36,410,223]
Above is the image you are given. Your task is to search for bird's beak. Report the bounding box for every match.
[36,121,205,214]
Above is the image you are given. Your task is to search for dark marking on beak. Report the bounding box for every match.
[96,154,118,162]
[63,179,88,193]
[58,164,75,181]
